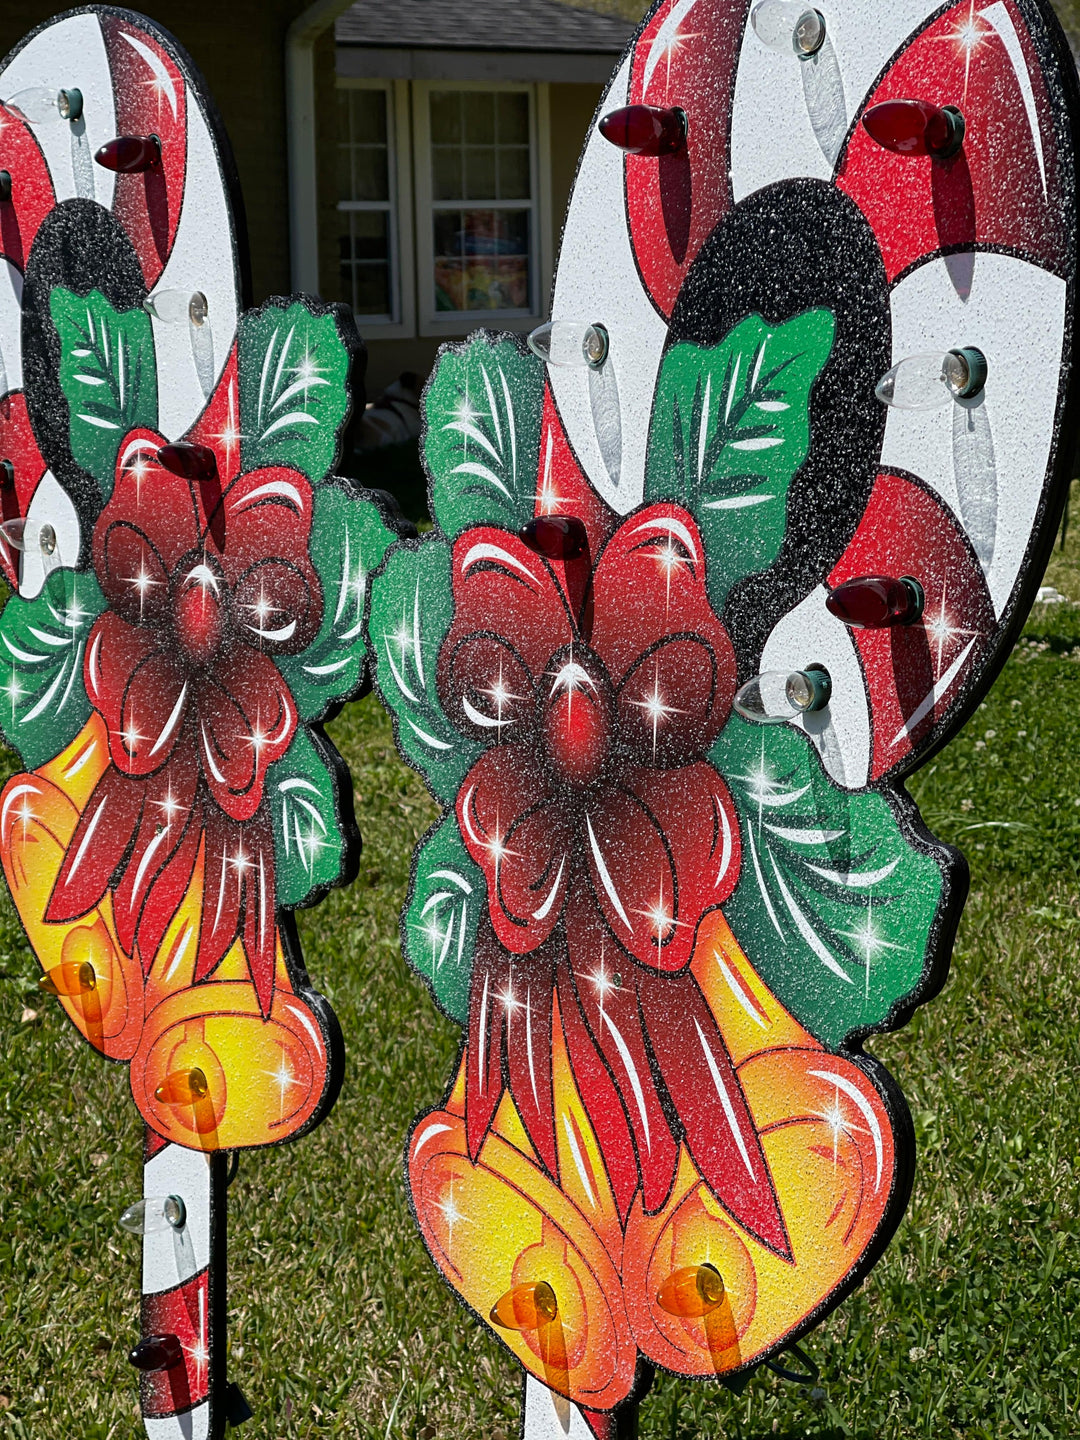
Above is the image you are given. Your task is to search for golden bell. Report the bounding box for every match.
[656,1263,726,1319]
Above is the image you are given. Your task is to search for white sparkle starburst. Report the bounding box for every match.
[633,877,688,956]
[479,660,522,740]
[483,813,519,884]
[261,1047,299,1120]
[928,0,994,99]
[154,787,183,829]
[813,1081,872,1167]
[231,846,253,881]
[841,899,904,998]
[436,1180,471,1255]
[629,657,685,757]
[549,644,596,728]
[119,714,145,754]
[125,562,162,618]
[924,576,976,674]
[290,347,329,406]
[3,670,24,719]
[297,817,328,874]
[584,939,615,1027]
[213,381,242,475]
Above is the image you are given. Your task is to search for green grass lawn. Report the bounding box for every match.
[3,497,1080,1440]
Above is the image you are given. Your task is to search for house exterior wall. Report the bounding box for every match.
[0,0,311,303]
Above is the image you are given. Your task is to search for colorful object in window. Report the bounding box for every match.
[370,0,1080,1433]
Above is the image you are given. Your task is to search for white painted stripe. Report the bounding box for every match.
[809,1069,884,1191]
[694,1018,756,1179]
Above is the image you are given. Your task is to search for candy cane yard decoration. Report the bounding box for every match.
[367,0,1080,1435]
[0,9,404,1436]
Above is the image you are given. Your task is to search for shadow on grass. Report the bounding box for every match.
[346,438,430,525]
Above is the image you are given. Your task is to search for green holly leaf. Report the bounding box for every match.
[239,300,352,481]
[403,812,486,1024]
[278,484,398,723]
[714,715,947,1048]
[646,309,836,609]
[50,289,158,496]
[424,333,544,540]
[267,727,352,909]
[0,569,106,769]
[368,538,482,804]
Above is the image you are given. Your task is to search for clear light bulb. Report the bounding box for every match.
[5,86,83,124]
[144,290,209,327]
[527,320,609,370]
[118,1195,187,1235]
[1,517,57,555]
[750,0,827,57]
[875,347,987,410]
[734,666,832,724]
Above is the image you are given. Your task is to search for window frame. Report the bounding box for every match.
[334,77,416,340]
[412,79,553,338]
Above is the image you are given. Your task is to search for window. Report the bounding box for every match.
[429,90,534,316]
[336,83,398,323]
[329,79,550,339]
[414,83,552,335]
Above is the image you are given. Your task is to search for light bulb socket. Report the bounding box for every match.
[58,88,83,122]
[794,8,826,56]
[899,576,925,623]
[584,323,609,370]
[163,1195,186,1229]
[786,665,831,713]
[0,172,10,204]
[931,104,965,159]
[948,346,987,399]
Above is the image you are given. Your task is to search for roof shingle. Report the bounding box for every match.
[336,0,634,53]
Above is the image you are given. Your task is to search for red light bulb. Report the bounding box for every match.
[599,104,687,157]
[94,135,162,173]
[862,99,965,159]
[826,575,924,629]
[157,443,219,483]
[519,515,588,560]
[128,1334,183,1373]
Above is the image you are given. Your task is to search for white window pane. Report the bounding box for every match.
[337,88,389,203]
[340,211,392,317]
[431,145,462,202]
[496,92,529,145]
